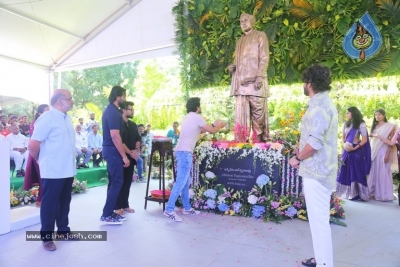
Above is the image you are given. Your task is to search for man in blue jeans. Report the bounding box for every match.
[100,86,130,224]
[163,97,226,222]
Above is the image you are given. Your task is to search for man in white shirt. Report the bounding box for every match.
[163,97,226,222]
[87,124,103,167]
[75,124,93,168]
[85,113,100,134]
[6,123,28,177]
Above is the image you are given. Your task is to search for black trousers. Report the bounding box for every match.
[115,159,135,209]
[40,177,74,242]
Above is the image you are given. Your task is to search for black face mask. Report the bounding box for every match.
[141,131,147,137]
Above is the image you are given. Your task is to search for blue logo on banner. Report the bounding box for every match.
[342,12,382,60]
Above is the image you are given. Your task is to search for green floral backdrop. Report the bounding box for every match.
[172,0,400,91]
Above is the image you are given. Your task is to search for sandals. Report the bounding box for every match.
[123,207,135,213]
[302,258,316,267]
[114,209,125,215]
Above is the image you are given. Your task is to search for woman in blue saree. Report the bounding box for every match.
[336,107,371,201]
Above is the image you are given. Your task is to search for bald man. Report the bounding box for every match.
[29,89,77,251]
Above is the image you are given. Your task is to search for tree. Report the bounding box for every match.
[55,62,140,110]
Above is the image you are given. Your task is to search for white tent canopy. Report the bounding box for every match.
[0,0,177,103]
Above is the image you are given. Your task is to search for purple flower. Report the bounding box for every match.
[218,203,229,212]
[271,201,279,209]
[285,206,297,218]
[252,205,265,218]
[256,174,270,187]
[206,199,216,209]
[232,202,242,213]
[204,189,217,199]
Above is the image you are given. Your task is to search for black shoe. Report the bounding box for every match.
[82,164,89,168]
[76,165,81,169]
[21,169,26,176]
[16,170,24,177]
[93,163,99,168]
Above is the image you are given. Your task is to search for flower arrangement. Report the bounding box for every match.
[72,178,88,194]
[191,171,346,226]
[10,186,39,207]
[269,109,305,154]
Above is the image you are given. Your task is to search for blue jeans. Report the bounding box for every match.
[136,156,143,180]
[102,146,123,217]
[166,151,192,212]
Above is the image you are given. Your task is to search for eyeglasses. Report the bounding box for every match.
[60,97,73,101]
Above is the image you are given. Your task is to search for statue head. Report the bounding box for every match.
[240,13,255,33]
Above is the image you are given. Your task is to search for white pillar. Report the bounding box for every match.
[0,140,11,235]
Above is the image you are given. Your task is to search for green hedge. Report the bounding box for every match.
[173,0,400,90]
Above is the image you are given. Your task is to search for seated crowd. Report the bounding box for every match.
[1,108,180,178]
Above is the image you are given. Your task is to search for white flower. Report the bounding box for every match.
[205,171,216,179]
[20,202,25,206]
[189,189,195,198]
[218,195,226,204]
[247,195,258,205]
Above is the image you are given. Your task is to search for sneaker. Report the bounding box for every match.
[163,210,183,222]
[16,170,24,177]
[138,179,147,183]
[182,208,200,215]
[112,212,127,221]
[82,164,89,168]
[100,215,123,225]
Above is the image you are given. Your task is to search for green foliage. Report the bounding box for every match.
[132,58,185,130]
[55,62,140,110]
[172,0,400,89]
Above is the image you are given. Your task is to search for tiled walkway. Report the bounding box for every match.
[1,180,399,267]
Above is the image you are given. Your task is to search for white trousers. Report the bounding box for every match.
[303,178,334,267]
[10,150,28,170]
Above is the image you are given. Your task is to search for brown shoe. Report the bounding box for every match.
[42,241,56,251]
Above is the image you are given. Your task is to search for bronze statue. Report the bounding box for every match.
[228,13,269,142]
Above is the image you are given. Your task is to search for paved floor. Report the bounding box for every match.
[1,180,399,267]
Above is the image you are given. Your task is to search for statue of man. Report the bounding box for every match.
[228,13,270,142]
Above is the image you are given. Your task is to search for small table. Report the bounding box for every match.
[144,138,176,210]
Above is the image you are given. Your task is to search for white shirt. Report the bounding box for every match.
[175,112,206,153]
[75,131,88,150]
[87,132,103,150]
[6,132,28,152]
[31,108,76,179]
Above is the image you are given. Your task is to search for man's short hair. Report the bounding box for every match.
[138,124,144,128]
[108,86,126,103]
[0,115,6,119]
[122,101,134,110]
[186,97,201,113]
[301,65,332,93]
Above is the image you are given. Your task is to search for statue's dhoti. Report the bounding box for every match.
[234,95,268,142]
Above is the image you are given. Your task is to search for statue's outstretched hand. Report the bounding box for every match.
[228,64,236,74]
[255,77,263,90]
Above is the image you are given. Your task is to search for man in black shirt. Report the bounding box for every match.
[115,101,142,215]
